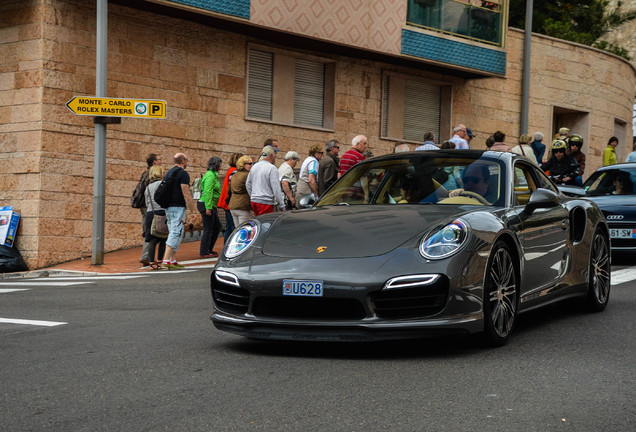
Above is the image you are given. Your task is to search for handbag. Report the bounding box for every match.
[151,213,168,238]
[149,186,169,238]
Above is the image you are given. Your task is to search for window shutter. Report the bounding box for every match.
[294,59,324,127]
[247,50,273,120]
[403,80,441,142]
[381,75,389,137]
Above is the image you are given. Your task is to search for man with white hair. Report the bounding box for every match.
[449,124,470,149]
[246,146,286,215]
[338,134,368,177]
[278,151,299,209]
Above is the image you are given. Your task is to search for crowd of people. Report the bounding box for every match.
[133,125,630,269]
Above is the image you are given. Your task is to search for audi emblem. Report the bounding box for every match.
[606,215,624,220]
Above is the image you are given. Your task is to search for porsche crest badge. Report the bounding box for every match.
[316,246,327,253]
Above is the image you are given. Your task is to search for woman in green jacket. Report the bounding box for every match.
[603,136,618,166]
[197,156,222,257]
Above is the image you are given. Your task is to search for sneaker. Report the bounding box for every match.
[167,262,185,270]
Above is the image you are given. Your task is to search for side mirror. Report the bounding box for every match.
[297,193,317,209]
[523,188,560,214]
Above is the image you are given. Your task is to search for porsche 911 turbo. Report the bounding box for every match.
[210,150,610,346]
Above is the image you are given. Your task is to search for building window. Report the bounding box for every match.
[246,47,335,130]
[381,73,451,143]
[407,0,504,46]
[247,50,273,120]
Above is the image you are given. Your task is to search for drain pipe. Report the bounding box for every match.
[520,0,533,136]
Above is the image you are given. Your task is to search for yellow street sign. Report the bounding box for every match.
[66,96,167,119]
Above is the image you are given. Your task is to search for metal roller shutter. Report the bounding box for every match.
[247,50,273,120]
[403,80,441,142]
[294,59,325,128]
[381,75,389,137]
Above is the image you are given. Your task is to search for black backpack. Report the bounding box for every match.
[131,170,149,208]
[154,167,179,208]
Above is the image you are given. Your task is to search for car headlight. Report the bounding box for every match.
[225,221,259,258]
[419,219,468,259]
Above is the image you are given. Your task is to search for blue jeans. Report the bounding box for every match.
[165,207,186,251]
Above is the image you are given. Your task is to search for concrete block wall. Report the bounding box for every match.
[1,0,634,269]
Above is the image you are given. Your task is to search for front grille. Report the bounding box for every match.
[610,238,636,248]
[212,283,250,315]
[253,297,366,320]
[370,276,449,319]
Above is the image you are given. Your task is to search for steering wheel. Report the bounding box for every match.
[457,190,490,205]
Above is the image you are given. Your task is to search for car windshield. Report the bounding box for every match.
[583,167,636,196]
[318,154,505,207]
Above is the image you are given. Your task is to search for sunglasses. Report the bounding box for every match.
[244,162,253,165]
[553,149,565,154]
[462,176,482,184]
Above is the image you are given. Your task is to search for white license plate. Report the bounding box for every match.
[610,228,636,239]
[283,280,323,297]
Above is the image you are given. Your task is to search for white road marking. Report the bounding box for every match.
[0,318,67,327]
[0,289,29,293]
[0,281,90,287]
[611,268,636,285]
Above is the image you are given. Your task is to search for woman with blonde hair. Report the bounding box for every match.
[229,155,254,226]
[511,133,538,165]
[144,165,167,269]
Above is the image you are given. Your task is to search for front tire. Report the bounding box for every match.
[483,241,519,346]
[586,229,610,312]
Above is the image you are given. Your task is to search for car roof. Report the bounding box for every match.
[365,149,517,163]
[592,162,636,172]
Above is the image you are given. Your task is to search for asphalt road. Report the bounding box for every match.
[1,261,634,432]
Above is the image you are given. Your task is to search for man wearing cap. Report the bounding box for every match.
[318,139,340,195]
[465,128,476,146]
[257,138,280,162]
[449,124,470,149]
[246,146,286,215]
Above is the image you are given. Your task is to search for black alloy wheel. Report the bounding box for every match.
[586,229,611,311]
[483,241,518,346]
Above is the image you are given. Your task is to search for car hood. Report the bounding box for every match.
[261,205,468,258]
[583,195,636,215]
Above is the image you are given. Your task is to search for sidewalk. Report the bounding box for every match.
[3,237,224,278]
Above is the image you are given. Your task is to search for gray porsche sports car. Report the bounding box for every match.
[210,150,610,345]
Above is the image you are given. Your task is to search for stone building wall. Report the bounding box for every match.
[1,0,634,269]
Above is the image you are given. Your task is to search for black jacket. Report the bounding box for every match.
[542,155,580,185]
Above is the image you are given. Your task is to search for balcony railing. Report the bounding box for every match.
[407,0,504,46]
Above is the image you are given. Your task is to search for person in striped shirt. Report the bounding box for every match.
[338,135,368,178]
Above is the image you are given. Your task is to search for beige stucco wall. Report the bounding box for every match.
[1,0,634,269]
